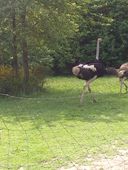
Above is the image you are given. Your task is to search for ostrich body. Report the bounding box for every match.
[72,61,106,80]
[72,60,106,103]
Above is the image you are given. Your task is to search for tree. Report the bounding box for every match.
[73,0,128,67]
[102,0,128,66]
[11,0,18,77]
[0,0,79,78]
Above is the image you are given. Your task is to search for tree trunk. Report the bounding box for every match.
[12,9,19,78]
[21,8,29,83]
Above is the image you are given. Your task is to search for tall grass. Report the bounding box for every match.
[0,77,128,169]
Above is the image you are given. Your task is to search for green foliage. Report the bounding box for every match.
[74,0,128,67]
[1,0,128,76]
[0,66,46,95]
[102,0,128,66]
[0,0,79,74]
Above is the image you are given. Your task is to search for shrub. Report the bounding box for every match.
[0,66,46,95]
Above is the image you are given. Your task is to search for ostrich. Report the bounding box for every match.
[72,38,106,103]
[105,63,128,93]
[118,63,128,93]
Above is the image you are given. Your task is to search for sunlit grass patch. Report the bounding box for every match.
[0,76,128,169]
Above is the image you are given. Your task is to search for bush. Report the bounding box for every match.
[0,66,46,95]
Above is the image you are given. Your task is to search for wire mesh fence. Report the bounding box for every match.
[0,77,128,170]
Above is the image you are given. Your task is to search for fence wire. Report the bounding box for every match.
[0,79,128,170]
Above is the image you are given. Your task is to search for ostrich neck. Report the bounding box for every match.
[96,40,100,60]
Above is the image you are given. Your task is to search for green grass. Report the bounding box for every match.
[0,76,128,170]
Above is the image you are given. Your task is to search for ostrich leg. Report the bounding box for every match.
[119,78,123,94]
[124,82,128,93]
[80,76,97,104]
[119,77,127,93]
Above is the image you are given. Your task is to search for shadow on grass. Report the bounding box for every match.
[0,88,128,127]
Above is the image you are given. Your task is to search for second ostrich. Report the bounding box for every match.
[118,63,128,93]
[106,63,128,93]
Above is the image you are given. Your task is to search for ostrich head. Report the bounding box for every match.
[97,38,102,42]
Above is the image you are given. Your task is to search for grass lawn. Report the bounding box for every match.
[0,76,128,170]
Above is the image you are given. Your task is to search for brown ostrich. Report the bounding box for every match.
[118,63,128,93]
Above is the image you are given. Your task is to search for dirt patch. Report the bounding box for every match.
[59,149,128,170]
